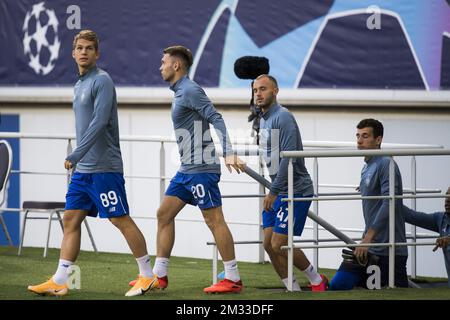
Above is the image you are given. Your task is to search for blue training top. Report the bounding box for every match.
[403,206,450,287]
[66,67,123,173]
[360,156,407,256]
[259,104,313,196]
[170,75,233,174]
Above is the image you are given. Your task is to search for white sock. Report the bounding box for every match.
[136,255,154,278]
[223,259,240,282]
[282,277,301,291]
[53,259,73,285]
[302,264,322,285]
[153,257,169,277]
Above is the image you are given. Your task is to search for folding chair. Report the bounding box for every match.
[18,201,98,258]
[0,140,13,246]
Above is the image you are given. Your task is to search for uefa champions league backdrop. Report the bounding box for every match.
[0,0,449,89]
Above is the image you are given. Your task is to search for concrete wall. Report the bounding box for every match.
[1,104,449,278]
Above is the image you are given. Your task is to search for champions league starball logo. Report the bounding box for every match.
[22,2,60,75]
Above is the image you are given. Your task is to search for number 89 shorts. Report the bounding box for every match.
[165,171,222,210]
[65,172,130,218]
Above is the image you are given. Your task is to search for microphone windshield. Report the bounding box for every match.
[234,56,270,80]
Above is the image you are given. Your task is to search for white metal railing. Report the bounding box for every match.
[0,131,443,147]
[1,132,441,204]
[281,148,450,290]
[0,131,446,287]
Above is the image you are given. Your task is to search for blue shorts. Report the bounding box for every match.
[262,194,312,236]
[65,172,129,218]
[165,172,222,210]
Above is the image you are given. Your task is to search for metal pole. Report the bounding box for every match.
[411,156,417,279]
[287,158,294,291]
[313,157,319,269]
[0,213,13,246]
[212,245,218,284]
[258,152,266,263]
[66,139,73,186]
[44,211,54,258]
[307,210,355,244]
[18,211,29,255]
[160,142,165,204]
[389,157,396,288]
[83,219,98,253]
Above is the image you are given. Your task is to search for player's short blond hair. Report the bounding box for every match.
[72,30,99,51]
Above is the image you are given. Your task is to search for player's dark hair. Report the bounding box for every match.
[163,45,193,69]
[357,118,384,138]
[73,30,99,51]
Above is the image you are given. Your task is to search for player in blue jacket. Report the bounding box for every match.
[28,30,158,297]
[329,119,409,290]
[148,45,245,294]
[253,74,328,291]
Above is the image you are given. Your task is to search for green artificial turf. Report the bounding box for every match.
[0,246,448,300]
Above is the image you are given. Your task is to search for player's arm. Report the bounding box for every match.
[402,206,445,252]
[65,76,114,167]
[187,86,245,173]
[270,112,298,196]
[402,205,440,232]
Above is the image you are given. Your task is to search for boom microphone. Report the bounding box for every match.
[234,56,270,80]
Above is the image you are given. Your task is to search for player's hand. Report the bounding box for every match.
[225,154,246,174]
[433,236,450,252]
[354,229,375,264]
[64,160,73,170]
[263,193,277,211]
[354,240,370,266]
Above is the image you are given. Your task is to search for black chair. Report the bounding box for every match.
[18,199,98,258]
[18,201,66,257]
[0,140,13,246]
[14,151,98,257]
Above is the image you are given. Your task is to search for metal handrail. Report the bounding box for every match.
[3,203,440,240]
[282,148,450,290]
[282,148,449,158]
[207,235,439,246]
[282,241,438,250]
[0,131,442,149]
[1,131,447,288]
